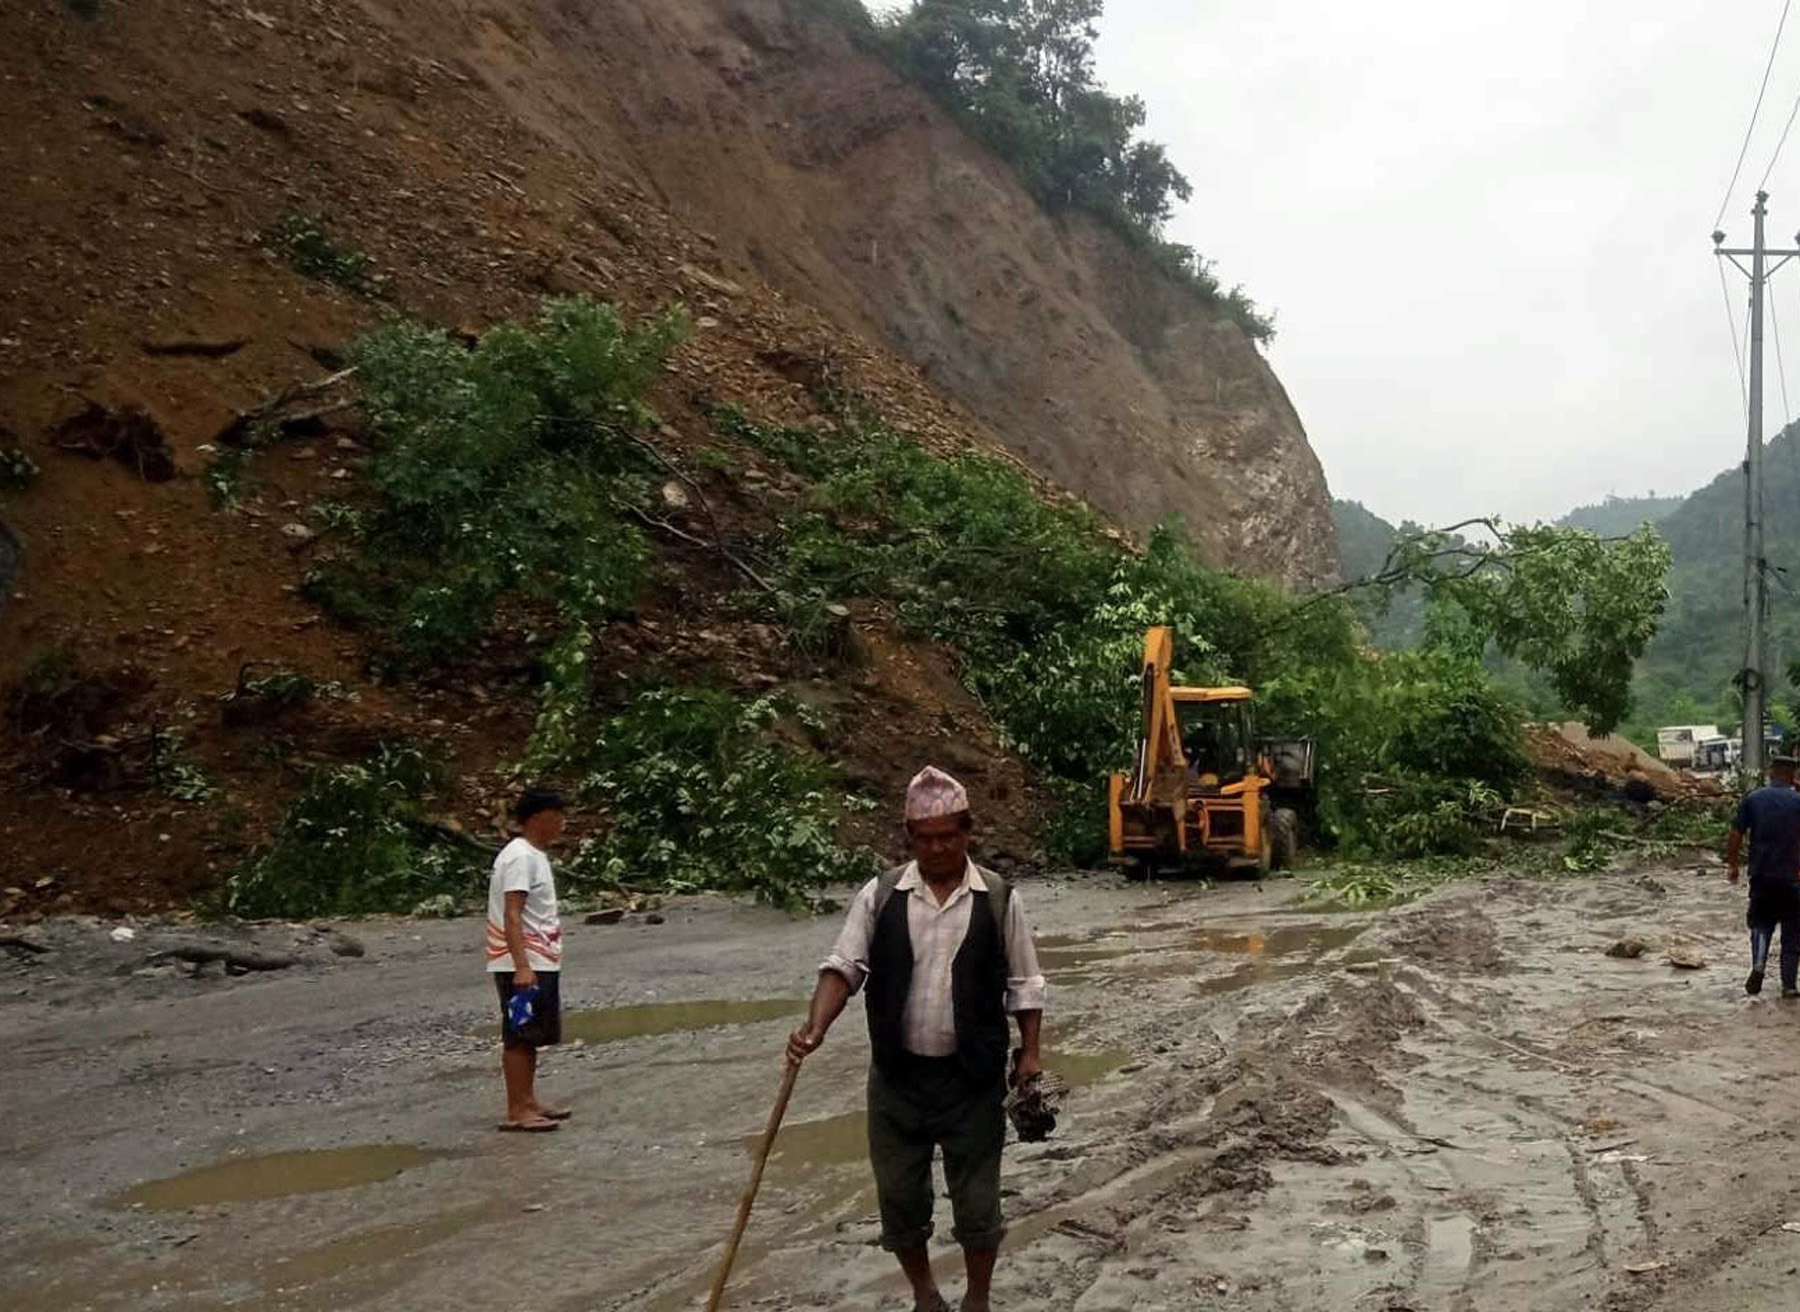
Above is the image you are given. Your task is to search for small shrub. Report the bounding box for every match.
[150,728,215,804]
[265,212,374,292]
[217,743,474,918]
[565,687,876,909]
[0,446,39,491]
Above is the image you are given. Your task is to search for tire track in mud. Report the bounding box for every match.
[619,871,1751,1312]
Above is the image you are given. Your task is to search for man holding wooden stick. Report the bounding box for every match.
[787,766,1046,1312]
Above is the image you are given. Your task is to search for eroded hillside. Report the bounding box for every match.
[0,0,1337,910]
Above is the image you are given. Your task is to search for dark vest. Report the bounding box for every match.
[864,866,1011,1087]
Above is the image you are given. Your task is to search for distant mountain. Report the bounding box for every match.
[1557,494,1683,537]
[1627,427,1800,731]
[1330,469,1791,736]
[1333,498,1402,582]
[1330,499,1424,649]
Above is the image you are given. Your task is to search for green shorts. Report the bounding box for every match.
[867,1055,1007,1252]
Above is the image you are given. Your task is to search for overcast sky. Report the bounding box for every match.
[1094,0,1796,527]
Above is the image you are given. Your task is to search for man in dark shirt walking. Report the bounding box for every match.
[1728,755,1800,997]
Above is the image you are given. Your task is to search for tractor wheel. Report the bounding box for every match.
[1254,820,1273,879]
[1271,808,1301,871]
[1121,856,1153,883]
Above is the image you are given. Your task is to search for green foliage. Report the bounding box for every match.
[151,728,216,804]
[862,0,1272,340]
[203,419,281,510]
[264,212,373,292]
[1561,798,1730,872]
[565,688,877,909]
[0,446,39,491]
[1304,858,1478,910]
[1427,525,1671,736]
[1261,644,1526,856]
[1041,779,1109,867]
[218,743,475,918]
[1558,493,1682,538]
[226,666,346,714]
[726,404,1535,858]
[306,298,682,667]
[1331,512,1671,736]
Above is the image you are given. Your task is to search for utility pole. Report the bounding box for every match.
[1715,191,1800,779]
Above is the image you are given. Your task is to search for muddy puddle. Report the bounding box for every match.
[114,1144,448,1211]
[1040,920,1367,991]
[544,997,808,1045]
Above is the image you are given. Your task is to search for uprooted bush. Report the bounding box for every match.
[304,298,683,668]
[564,687,878,910]
[217,743,480,919]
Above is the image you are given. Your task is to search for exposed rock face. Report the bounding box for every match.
[414,0,1340,587]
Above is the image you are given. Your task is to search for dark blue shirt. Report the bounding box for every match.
[1734,784,1800,883]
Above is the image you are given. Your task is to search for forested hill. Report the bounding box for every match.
[1330,440,1800,735]
[1559,494,1683,538]
[1634,425,1800,728]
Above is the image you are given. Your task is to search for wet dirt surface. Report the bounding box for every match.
[8,860,1800,1310]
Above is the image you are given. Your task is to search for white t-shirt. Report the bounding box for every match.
[484,837,562,973]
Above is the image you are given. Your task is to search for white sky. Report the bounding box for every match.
[1094,0,1797,527]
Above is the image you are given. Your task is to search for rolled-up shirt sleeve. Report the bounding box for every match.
[819,877,881,994]
[1003,888,1047,1014]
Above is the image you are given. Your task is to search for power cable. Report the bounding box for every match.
[1719,0,1795,229]
[1765,83,1800,189]
[1722,256,1751,418]
[1772,280,1793,426]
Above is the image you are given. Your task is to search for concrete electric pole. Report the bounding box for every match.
[1715,191,1800,779]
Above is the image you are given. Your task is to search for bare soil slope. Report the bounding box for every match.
[0,0,1329,910]
[425,0,1338,586]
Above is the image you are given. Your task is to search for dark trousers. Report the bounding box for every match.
[1748,878,1800,990]
[867,1055,1007,1252]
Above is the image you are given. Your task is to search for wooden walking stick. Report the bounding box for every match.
[704,1057,801,1312]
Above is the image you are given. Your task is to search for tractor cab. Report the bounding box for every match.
[1175,688,1256,794]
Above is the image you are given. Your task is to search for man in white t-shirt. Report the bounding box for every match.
[486,787,569,1132]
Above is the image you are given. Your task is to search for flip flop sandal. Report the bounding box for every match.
[536,1107,574,1121]
[913,1295,951,1312]
[497,1117,560,1133]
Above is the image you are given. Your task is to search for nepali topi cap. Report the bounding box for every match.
[905,765,969,821]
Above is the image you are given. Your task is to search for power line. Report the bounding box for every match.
[1722,256,1750,416]
[1765,85,1800,188]
[1773,278,1794,425]
[1719,0,1795,229]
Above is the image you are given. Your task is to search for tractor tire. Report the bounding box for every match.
[1121,856,1153,883]
[1271,808,1301,871]
[1254,820,1273,879]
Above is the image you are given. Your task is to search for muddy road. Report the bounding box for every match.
[6,861,1800,1311]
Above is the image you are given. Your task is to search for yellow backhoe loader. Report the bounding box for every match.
[1106,626,1313,878]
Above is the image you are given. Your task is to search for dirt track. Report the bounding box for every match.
[7,859,1800,1311]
